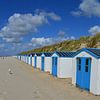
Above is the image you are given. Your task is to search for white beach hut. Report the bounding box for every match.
[41,52,53,72]
[51,51,76,78]
[28,54,32,65]
[35,53,42,69]
[72,48,100,95]
[23,55,26,62]
[18,55,21,60]
[31,53,35,67]
[26,54,29,64]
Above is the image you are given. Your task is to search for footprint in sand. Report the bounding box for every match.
[33,90,40,99]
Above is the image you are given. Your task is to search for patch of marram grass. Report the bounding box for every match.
[20,33,100,54]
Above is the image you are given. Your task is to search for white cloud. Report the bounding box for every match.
[3,37,23,43]
[58,30,66,37]
[0,11,61,43]
[72,0,100,17]
[58,30,75,40]
[70,36,75,40]
[35,10,61,21]
[31,36,75,47]
[46,12,61,21]
[0,35,75,56]
[88,25,100,35]
[31,37,53,46]
[0,13,47,42]
[71,11,82,16]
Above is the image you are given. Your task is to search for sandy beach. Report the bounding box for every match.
[0,57,100,100]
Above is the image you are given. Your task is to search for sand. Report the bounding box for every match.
[0,57,100,100]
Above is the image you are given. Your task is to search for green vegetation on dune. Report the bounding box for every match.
[20,33,100,54]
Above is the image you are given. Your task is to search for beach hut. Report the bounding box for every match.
[34,53,42,69]
[28,54,32,65]
[22,55,25,62]
[51,51,76,78]
[24,55,27,63]
[31,53,35,67]
[21,55,24,62]
[20,55,22,61]
[26,54,29,64]
[41,52,53,72]
[72,48,100,95]
[18,55,21,60]
[17,55,19,59]
[24,55,26,62]
[34,54,37,68]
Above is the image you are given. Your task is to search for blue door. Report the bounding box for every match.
[30,56,32,65]
[20,56,21,60]
[76,57,91,91]
[25,56,27,63]
[41,57,45,71]
[34,56,37,68]
[52,57,58,76]
[76,58,82,88]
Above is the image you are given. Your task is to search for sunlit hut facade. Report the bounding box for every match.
[51,51,76,78]
[28,53,32,65]
[24,54,28,63]
[17,54,21,60]
[25,54,29,64]
[23,54,26,62]
[41,52,53,72]
[26,54,30,64]
[72,48,100,95]
[34,53,42,69]
[21,54,26,62]
[31,53,35,67]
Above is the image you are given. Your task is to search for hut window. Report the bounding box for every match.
[55,57,57,66]
[77,58,81,71]
[85,58,90,72]
[52,57,54,65]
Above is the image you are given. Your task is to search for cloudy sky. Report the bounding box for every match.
[0,0,100,56]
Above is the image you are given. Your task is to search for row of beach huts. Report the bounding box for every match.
[15,48,100,95]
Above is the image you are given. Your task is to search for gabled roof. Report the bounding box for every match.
[53,51,76,57]
[31,53,35,56]
[42,52,53,57]
[75,48,100,59]
[35,52,42,56]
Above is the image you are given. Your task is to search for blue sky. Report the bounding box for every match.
[0,0,100,56]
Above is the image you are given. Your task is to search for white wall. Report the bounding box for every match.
[37,57,41,69]
[23,56,26,62]
[58,58,73,78]
[96,59,100,95]
[32,57,34,66]
[28,56,30,64]
[50,55,73,78]
[28,56,32,65]
[24,56,26,62]
[26,56,28,63]
[18,56,20,60]
[25,56,27,63]
[72,51,99,95]
[44,57,52,72]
